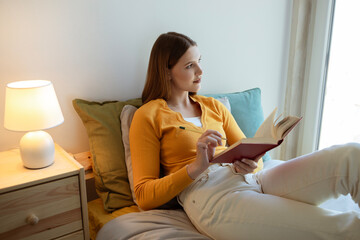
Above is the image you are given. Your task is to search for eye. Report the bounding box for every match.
[185,64,193,69]
[198,58,202,63]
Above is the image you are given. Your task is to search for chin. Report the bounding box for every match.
[192,85,201,92]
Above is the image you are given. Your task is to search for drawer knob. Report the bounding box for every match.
[26,214,39,225]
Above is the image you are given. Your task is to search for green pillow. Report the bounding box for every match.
[73,98,142,212]
[205,88,271,161]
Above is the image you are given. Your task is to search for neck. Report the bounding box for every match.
[167,92,191,108]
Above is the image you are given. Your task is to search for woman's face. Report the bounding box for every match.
[169,46,203,94]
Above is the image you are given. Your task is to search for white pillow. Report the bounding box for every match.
[120,105,138,204]
[216,96,231,112]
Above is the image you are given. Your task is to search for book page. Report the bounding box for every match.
[253,108,278,139]
[274,116,302,139]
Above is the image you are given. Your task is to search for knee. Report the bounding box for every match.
[337,143,360,162]
[343,142,360,154]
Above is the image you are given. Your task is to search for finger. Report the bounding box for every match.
[234,161,251,173]
[235,160,256,173]
[234,163,256,175]
[205,136,220,147]
[233,160,242,166]
[201,129,224,141]
[234,159,249,168]
[199,135,222,147]
[208,134,223,146]
[241,159,258,169]
[234,165,248,175]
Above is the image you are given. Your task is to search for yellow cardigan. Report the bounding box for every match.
[129,95,263,210]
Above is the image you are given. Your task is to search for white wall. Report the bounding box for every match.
[0,0,292,155]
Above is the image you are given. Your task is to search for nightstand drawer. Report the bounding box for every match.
[0,175,83,240]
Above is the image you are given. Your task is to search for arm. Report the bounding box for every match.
[129,107,193,210]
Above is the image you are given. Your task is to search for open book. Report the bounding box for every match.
[211,108,302,163]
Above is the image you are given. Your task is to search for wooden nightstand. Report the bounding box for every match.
[0,144,89,240]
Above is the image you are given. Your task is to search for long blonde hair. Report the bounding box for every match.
[142,32,197,104]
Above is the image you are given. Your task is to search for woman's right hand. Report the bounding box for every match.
[187,129,224,180]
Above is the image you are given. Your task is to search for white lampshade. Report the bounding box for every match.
[4,80,64,169]
[4,80,64,131]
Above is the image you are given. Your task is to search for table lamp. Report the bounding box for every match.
[4,80,64,169]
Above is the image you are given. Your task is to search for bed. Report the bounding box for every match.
[73,151,212,240]
[72,88,359,240]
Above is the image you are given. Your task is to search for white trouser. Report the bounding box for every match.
[178,143,360,240]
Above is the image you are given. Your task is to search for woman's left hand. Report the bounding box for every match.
[233,154,263,175]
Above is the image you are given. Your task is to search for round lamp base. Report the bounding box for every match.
[19,131,55,169]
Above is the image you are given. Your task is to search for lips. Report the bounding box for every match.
[193,78,201,84]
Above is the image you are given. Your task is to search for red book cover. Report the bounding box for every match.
[211,140,283,163]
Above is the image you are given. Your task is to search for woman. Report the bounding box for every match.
[129,32,360,239]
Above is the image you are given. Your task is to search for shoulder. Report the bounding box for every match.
[136,99,164,114]
[191,94,216,105]
[132,98,167,124]
[130,99,166,137]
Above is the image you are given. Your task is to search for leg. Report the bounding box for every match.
[180,162,360,240]
[257,143,360,206]
[208,191,360,240]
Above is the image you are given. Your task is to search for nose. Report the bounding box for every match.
[196,64,203,76]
